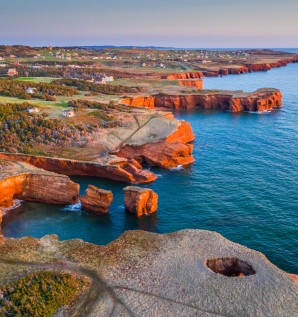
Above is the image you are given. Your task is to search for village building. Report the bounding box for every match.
[7,68,18,76]
[63,109,75,118]
[95,78,106,85]
[103,75,114,82]
[27,107,40,113]
[26,87,38,94]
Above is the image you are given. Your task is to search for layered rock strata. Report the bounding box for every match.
[165,56,298,78]
[116,121,195,168]
[81,185,113,214]
[179,79,203,89]
[124,186,158,217]
[0,153,157,184]
[122,89,282,113]
[0,230,297,316]
[0,160,79,207]
[162,72,204,80]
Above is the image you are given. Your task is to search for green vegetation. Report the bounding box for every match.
[68,99,128,112]
[0,103,98,153]
[0,271,89,317]
[52,78,141,95]
[0,79,78,101]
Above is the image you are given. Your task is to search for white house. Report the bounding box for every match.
[103,76,114,82]
[27,107,40,113]
[26,87,37,94]
[95,78,106,85]
[63,109,75,118]
[7,68,18,76]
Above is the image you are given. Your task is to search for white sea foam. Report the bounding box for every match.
[1,200,23,215]
[170,165,183,171]
[62,201,82,212]
[248,110,272,114]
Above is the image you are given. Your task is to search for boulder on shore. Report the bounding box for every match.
[81,185,113,214]
[123,186,158,217]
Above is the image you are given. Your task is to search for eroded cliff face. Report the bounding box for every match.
[116,121,195,169]
[179,79,203,89]
[0,154,157,184]
[0,160,79,207]
[122,89,283,113]
[162,72,204,80]
[121,96,155,109]
[203,56,298,77]
[81,185,113,214]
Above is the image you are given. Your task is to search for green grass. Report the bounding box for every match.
[15,77,56,83]
[0,271,90,317]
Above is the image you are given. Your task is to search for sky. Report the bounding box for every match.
[0,0,297,48]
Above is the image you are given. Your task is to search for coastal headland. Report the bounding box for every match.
[0,46,297,315]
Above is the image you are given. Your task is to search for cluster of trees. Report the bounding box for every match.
[68,99,128,112]
[0,271,89,317]
[0,79,78,100]
[52,78,141,95]
[0,103,98,153]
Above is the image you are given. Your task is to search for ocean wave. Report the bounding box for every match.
[62,201,82,212]
[170,165,183,171]
[1,200,23,215]
[248,110,272,114]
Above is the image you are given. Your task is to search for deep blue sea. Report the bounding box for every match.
[2,63,298,273]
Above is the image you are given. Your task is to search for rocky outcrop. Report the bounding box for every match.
[124,186,158,217]
[202,56,298,77]
[179,79,203,89]
[162,72,204,80]
[0,230,297,316]
[0,153,157,184]
[122,89,283,113]
[121,96,155,109]
[116,121,195,169]
[0,160,79,207]
[229,90,283,112]
[81,185,113,214]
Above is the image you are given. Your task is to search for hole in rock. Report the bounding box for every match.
[206,257,256,277]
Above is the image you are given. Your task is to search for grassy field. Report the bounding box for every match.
[15,77,56,83]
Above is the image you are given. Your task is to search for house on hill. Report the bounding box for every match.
[63,109,75,118]
[7,68,18,76]
[103,75,114,82]
[27,106,40,113]
[95,78,106,85]
[26,87,38,94]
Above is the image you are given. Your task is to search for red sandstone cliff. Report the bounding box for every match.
[162,72,204,80]
[179,80,203,89]
[81,185,113,214]
[0,161,79,207]
[0,154,157,184]
[121,89,282,113]
[116,121,195,169]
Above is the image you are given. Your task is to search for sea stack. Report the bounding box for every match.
[81,185,113,214]
[123,186,158,217]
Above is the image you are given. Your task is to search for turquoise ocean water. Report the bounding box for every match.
[2,62,298,273]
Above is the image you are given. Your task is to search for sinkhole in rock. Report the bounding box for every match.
[206,257,256,277]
